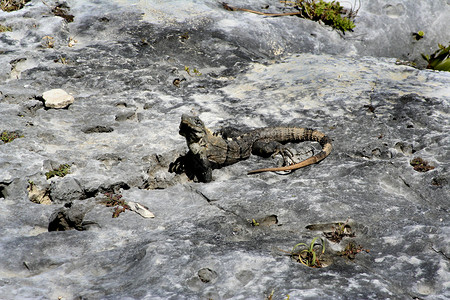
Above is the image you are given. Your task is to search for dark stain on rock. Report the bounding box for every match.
[82,126,114,134]
[410,157,435,172]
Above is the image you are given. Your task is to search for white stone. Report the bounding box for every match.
[42,89,74,109]
[127,201,155,218]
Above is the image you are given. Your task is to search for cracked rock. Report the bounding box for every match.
[49,177,84,203]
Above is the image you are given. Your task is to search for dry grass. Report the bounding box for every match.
[1,0,31,12]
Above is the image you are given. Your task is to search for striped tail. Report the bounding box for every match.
[248,130,332,174]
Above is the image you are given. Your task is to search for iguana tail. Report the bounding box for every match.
[248,130,332,174]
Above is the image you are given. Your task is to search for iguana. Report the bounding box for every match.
[178,114,332,182]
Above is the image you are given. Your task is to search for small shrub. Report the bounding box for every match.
[100,192,130,218]
[294,0,356,33]
[1,130,23,143]
[45,164,71,179]
[291,237,325,267]
[222,0,357,33]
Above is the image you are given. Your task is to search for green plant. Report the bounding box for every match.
[100,192,130,218]
[251,218,260,226]
[223,0,358,33]
[421,43,450,71]
[290,0,357,33]
[266,289,290,300]
[412,30,424,40]
[45,164,70,179]
[292,237,325,267]
[184,66,202,76]
[1,130,23,143]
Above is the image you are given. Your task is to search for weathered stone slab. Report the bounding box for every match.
[42,89,75,109]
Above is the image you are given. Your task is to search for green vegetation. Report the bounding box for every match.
[223,0,358,33]
[45,164,71,179]
[1,130,23,143]
[1,0,31,12]
[184,66,202,76]
[421,43,450,71]
[292,0,356,33]
[266,289,290,300]
[251,218,260,226]
[292,237,325,267]
[100,192,130,218]
[412,30,425,40]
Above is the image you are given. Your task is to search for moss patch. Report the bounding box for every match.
[45,164,71,179]
[293,0,356,33]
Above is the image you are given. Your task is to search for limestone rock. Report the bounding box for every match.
[27,183,51,205]
[48,202,91,231]
[0,0,448,299]
[49,177,84,203]
[42,89,74,109]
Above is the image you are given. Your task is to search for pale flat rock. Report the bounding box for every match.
[127,201,155,218]
[42,89,74,109]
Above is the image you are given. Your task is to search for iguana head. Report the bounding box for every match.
[179,114,208,143]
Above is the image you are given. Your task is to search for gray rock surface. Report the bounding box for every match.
[0,0,449,299]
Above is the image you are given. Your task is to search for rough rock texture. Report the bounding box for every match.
[0,0,449,299]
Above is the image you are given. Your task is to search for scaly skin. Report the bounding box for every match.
[246,127,332,174]
[179,114,332,182]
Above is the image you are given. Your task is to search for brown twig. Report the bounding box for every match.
[222,2,301,17]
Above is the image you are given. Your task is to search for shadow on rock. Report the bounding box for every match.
[169,151,212,183]
[48,202,98,231]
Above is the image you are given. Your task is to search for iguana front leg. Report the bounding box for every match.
[190,151,213,183]
[196,154,213,182]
